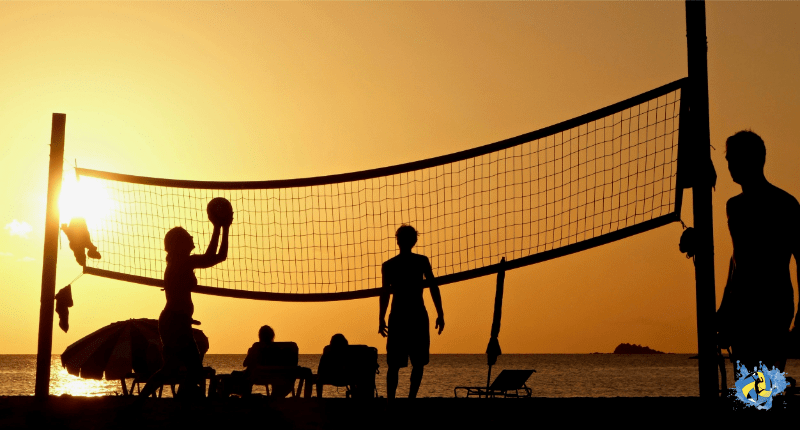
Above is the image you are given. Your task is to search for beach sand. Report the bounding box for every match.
[0,395,792,429]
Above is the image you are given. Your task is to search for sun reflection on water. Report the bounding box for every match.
[50,356,121,397]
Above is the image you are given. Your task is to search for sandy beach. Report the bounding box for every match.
[0,395,791,429]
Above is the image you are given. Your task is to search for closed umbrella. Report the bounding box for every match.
[61,318,209,381]
[485,258,505,395]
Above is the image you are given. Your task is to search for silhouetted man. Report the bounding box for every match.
[379,225,444,398]
[717,130,800,372]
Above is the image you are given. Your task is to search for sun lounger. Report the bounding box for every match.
[454,369,535,398]
[312,344,378,398]
[248,342,313,398]
[122,366,216,397]
[249,365,312,398]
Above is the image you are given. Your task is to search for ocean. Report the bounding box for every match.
[1,354,795,398]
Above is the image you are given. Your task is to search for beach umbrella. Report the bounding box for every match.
[485,258,505,393]
[61,318,209,381]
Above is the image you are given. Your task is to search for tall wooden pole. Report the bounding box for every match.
[34,113,65,399]
[685,1,719,398]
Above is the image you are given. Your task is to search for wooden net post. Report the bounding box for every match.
[34,113,65,399]
[685,1,719,398]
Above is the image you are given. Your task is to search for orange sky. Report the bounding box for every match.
[1,2,799,354]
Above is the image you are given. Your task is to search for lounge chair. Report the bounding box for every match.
[245,342,313,398]
[312,344,378,398]
[122,366,216,397]
[121,337,216,397]
[454,369,535,398]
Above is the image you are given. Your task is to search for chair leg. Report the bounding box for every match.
[208,376,218,399]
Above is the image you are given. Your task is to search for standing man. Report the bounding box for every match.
[379,225,444,398]
[717,130,800,372]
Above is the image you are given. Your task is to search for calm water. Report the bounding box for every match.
[2,354,797,398]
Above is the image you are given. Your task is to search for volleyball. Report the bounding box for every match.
[207,197,233,226]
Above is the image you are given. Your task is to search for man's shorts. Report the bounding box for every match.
[387,311,430,368]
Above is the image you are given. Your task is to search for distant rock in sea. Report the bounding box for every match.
[613,343,665,354]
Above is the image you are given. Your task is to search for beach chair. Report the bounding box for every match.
[122,366,216,398]
[312,344,378,398]
[454,369,535,398]
[246,342,313,398]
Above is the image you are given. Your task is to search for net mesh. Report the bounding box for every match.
[74,81,684,300]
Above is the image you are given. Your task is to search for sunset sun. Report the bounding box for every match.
[58,174,112,228]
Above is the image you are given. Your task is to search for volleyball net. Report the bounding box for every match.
[75,78,686,301]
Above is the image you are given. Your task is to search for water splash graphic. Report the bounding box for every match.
[733,361,788,410]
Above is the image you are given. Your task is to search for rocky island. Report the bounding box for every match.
[613,343,666,354]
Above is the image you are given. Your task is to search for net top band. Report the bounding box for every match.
[77,78,686,190]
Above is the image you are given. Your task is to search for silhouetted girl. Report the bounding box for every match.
[139,218,230,399]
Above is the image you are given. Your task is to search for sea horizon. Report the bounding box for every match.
[2,353,783,398]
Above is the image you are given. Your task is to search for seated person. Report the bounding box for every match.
[243,325,276,368]
[314,334,377,398]
[316,334,350,397]
[243,325,296,398]
[330,333,349,347]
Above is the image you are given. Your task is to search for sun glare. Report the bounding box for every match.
[59,174,112,228]
[50,360,120,397]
